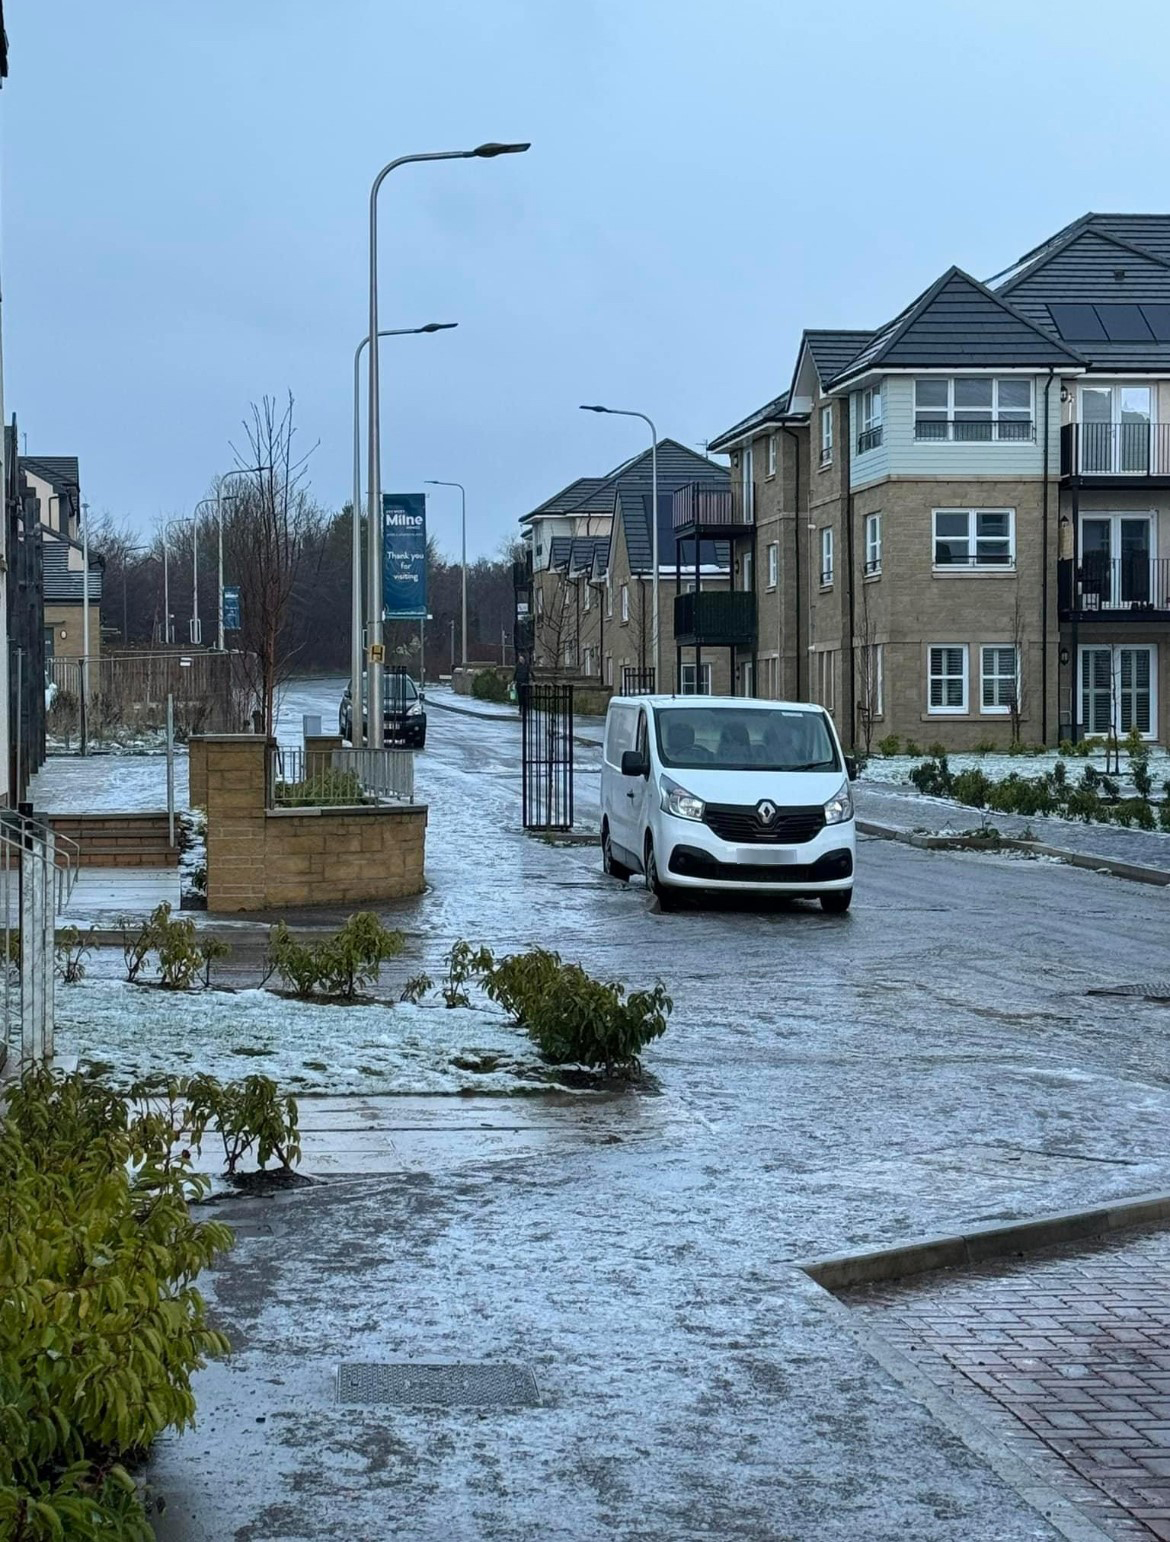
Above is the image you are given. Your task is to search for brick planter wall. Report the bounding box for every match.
[188,737,208,810]
[202,735,427,912]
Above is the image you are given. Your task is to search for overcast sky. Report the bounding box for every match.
[3,0,1167,558]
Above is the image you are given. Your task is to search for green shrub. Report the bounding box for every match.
[183,1072,301,1175]
[54,925,92,984]
[926,741,948,760]
[1058,738,1075,757]
[972,739,998,755]
[268,912,404,999]
[440,940,494,1008]
[904,739,922,758]
[274,767,366,808]
[908,755,951,797]
[0,1069,235,1540]
[1114,798,1156,831]
[480,946,671,1074]
[1064,786,1103,822]
[117,904,229,990]
[876,733,902,758]
[951,768,992,808]
[1052,759,1068,788]
[1159,802,1170,834]
[471,668,510,703]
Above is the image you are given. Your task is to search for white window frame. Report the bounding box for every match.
[820,405,833,466]
[583,583,592,612]
[767,434,777,476]
[914,377,1034,442]
[865,512,882,575]
[620,583,629,624]
[870,643,883,717]
[859,385,883,452]
[605,575,613,618]
[766,542,779,590]
[741,443,754,520]
[932,508,1015,570]
[741,547,753,592]
[980,645,1018,715]
[820,527,834,587]
[817,650,836,711]
[680,661,713,696]
[928,644,969,715]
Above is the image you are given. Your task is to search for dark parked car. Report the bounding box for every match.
[340,670,427,749]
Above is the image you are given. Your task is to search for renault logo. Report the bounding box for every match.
[756,800,777,825]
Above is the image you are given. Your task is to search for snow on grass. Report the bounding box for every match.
[864,747,1170,795]
[55,976,582,1096]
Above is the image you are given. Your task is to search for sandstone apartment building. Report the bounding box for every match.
[705,213,1170,750]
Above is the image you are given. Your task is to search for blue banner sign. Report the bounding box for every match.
[222,585,241,631]
[383,493,427,619]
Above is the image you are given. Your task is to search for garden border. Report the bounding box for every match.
[858,820,1170,887]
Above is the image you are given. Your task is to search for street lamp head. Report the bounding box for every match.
[579,404,609,414]
[471,141,531,158]
[420,322,459,333]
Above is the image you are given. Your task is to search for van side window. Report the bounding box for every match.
[605,705,637,763]
[636,711,648,757]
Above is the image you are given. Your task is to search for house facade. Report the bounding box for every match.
[707,213,1170,749]
[520,441,732,697]
[22,454,102,663]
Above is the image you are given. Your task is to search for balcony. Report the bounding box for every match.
[673,590,757,647]
[856,425,884,454]
[1058,556,1170,621]
[1060,423,1170,484]
[671,480,750,536]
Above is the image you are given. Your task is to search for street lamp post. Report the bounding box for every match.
[351,324,457,744]
[81,503,91,756]
[580,405,659,688]
[365,141,529,739]
[424,480,468,667]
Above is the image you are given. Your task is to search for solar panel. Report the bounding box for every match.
[1140,304,1170,342]
[1047,303,1106,340]
[1096,304,1155,342]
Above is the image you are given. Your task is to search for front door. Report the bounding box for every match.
[1079,645,1157,738]
[1080,515,1154,607]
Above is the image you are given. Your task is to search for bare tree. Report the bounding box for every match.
[854,581,880,756]
[1008,591,1027,747]
[222,395,323,734]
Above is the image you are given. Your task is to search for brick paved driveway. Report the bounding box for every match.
[844,1228,1170,1539]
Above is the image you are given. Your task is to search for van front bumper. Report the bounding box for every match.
[662,820,855,891]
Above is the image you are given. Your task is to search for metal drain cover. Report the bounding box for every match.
[336,1362,540,1408]
[1087,983,1170,1001]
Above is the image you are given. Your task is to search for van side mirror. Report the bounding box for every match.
[844,755,859,782]
[620,749,650,778]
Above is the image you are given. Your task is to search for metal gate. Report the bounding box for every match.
[0,809,79,1075]
[621,667,656,695]
[521,683,574,831]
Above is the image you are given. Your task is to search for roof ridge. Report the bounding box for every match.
[998,224,1170,294]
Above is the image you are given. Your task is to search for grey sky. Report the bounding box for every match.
[4,0,1167,558]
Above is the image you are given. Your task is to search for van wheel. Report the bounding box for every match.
[601,823,630,882]
[820,889,853,914]
[644,837,677,911]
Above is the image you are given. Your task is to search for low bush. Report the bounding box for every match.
[0,1069,237,1540]
[951,767,993,808]
[908,755,951,797]
[55,925,93,984]
[274,767,366,808]
[267,912,404,999]
[471,668,510,703]
[972,739,999,755]
[118,904,231,991]
[903,749,1170,829]
[479,946,672,1074]
[875,733,901,757]
[183,1072,302,1175]
[904,739,922,758]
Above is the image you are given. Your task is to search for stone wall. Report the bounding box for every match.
[202,735,427,912]
[188,737,208,810]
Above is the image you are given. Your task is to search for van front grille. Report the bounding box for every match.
[702,803,825,845]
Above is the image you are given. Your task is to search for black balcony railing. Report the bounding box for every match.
[1058,556,1170,618]
[857,425,883,454]
[671,480,746,532]
[673,590,757,647]
[1060,422,1170,479]
[914,418,1035,443]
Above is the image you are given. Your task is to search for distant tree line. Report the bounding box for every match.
[94,482,521,681]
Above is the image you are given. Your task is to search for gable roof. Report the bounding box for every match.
[829,266,1082,385]
[549,533,609,575]
[996,214,1170,284]
[708,391,791,454]
[804,330,874,386]
[996,228,1170,369]
[22,454,81,511]
[41,537,103,603]
[559,439,723,523]
[520,475,613,525]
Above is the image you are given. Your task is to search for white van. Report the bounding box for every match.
[599,695,857,911]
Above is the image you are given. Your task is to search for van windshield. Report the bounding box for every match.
[655,706,840,772]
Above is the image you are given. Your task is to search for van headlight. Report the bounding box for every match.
[823,782,854,825]
[660,777,704,822]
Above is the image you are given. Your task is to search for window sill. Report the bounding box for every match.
[863,571,882,583]
[765,584,777,593]
[923,710,972,719]
[932,567,1016,579]
[818,460,834,472]
[819,582,834,593]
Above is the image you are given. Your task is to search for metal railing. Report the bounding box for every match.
[673,590,757,646]
[268,746,415,808]
[857,425,884,453]
[1059,556,1170,615]
[0,811,79,1074]
[1061,422,1170,478]
[915,419,1035,442]
[671,481,744,531]
[621,667,657,695]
